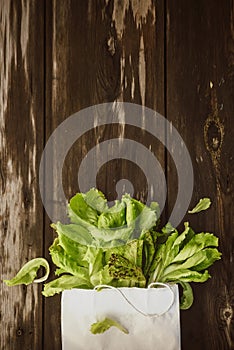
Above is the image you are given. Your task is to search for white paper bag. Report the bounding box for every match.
[61,283,181,350]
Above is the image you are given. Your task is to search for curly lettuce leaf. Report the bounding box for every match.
[98,200,126,229]
[51,224,90,266]
[162,250,216,276]
[188,198,211,214]
[90,317,128,334]
[69,192,99,226]
[51,222,93,246]
[83,246,104,276]
[49,238,90,277]
[161,222,175,235]
[42,274,92,297]
[88,226,133,246]
[151,223,195,280]
[68,188,108,227]
[189,248,221,271]
[4,258,50,286]
[67,191,160,248]
[85,188,108,213]
[161,269,210,283]
[123,194,158,233]
[172,232,219,263]
[147,221,221,309]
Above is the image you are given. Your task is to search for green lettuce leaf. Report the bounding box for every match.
[147,221,221,310]
[49,238,90,277]
[161,269,210,283]
[90,317,128,334]
[108,253,146,287]
[188,198,211,214]
[85,188,108,213]
[83,246,104,276]
[68,188,107,227]
[190,248,222,271]
[4,258,50,286]
[88,226,133,246]
[172,233,219,263]
[150,202,160,221]
[51,222,93,246]
[178,282,194,310]
[98,200,126,229]
[104,239,143,268]
[123,194,158,233]
[140,231,157,276]
[42,274,92,297]
[90,265,113,286]
[148,231,178,283]
[69,191,99,226]
[173,248,221,271]
[161,222,175,235]
[123,194,144,226]
[54,228,89,267]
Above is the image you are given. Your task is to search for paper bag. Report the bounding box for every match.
[61,283,181,350]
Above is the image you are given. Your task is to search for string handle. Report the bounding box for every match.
[94,283,175,317]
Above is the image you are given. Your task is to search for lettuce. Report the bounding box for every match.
[4,189,221,311]
[98,200,126,228]
[108,253,146,287]
[188,198,211,213]
[147,221,221,308]
[90,317,129,334]
[4,258,50,286]
[42,274,92,297]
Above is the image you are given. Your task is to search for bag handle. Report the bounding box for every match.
[94,283,175,317]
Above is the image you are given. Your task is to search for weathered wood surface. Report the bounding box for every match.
[0,1,45,349]
[1,0,233,349]
[167,1,234,349]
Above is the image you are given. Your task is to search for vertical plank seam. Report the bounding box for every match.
[164,0,168,221]
[42,0,46,348]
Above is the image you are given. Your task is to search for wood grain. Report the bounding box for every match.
[0,1,45,349]
[166,0,234,349]
[1,1,233,349]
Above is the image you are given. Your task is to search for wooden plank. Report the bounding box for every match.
[44,0,165,348]
[166,1,234,349]
[0,1,45,349]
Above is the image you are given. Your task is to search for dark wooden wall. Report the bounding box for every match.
[1,1,233,349]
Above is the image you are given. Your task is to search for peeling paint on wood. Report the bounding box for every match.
[112,0,155,38]
[0,1,17,121]
[139,34,146,106]
[20,0,29,76]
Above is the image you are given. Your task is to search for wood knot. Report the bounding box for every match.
[107,36,115,56]
[215,292,234,349]
[16,328,24,337]
[221,306,233,322]
[204,116,224,161]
